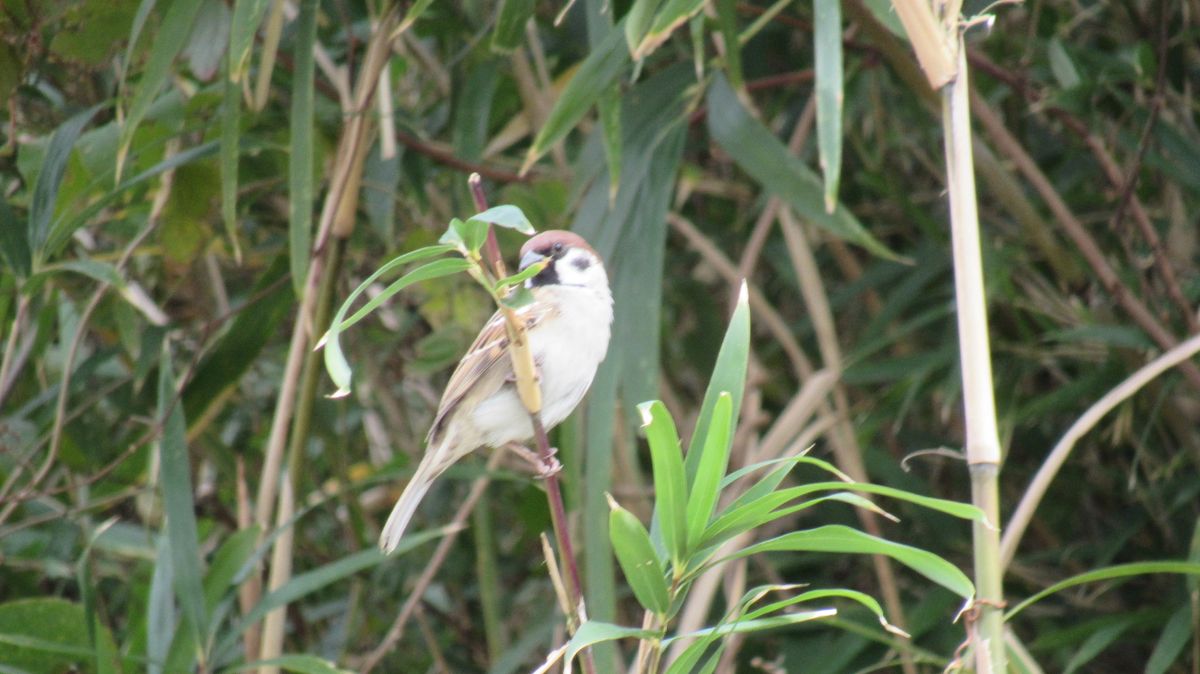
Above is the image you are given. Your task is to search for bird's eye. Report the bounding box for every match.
[552,242,564,253]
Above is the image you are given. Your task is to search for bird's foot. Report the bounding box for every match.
[504,442,561,479]
[538,454,563,479]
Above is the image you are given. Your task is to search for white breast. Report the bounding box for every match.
[470,284,613,448]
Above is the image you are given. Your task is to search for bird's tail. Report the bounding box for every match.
[379,447,448,554]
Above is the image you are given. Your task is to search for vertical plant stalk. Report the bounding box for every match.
[942,41,1006,674]
[468,175,597,674]
[258,239,344,674]
[248,6,402,666]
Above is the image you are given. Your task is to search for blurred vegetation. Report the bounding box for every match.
[2,0,1199,672]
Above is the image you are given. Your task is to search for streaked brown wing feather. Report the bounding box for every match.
[426,301,553,444]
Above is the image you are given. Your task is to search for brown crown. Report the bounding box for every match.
[519,230,601,260]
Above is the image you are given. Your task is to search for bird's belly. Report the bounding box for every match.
[469,306,610,448]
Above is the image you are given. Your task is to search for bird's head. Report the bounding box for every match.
[518,230,608,291]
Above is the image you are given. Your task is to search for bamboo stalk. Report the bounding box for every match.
[941,41,1006,674]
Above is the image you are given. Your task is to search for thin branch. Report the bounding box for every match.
[968,49,1196,332]
[971,91,1200,391]
[1000,330,1200,569]
[467,173,595,674]
[360,454,501,672]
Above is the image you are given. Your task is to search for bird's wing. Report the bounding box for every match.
[426,300,554,445]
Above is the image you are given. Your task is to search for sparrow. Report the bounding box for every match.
[379,230,614,553]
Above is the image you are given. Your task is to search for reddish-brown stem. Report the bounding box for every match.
[467,173,596,674]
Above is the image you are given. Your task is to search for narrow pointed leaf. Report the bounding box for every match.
[118,0,205,175]
[322,255,468,396]
[624,0,663,55]
[230,655,356,674]
[47,142,218,259]
[1006,562,1200,621]
[469,204,535,234]
[156,348,207,645]
[288,0,318,296]
[814,0,843,212]
[491,0,536,54]
[715,0,743,89]
[684,282,749,481]
[706,73,898,259]
[523,25,629,173]
[556,621,656,673]
[725,525,975,599]
[608,497,670,614]
[639,400,688,564]
[228,0,272,81]
[635,0,706,59]
[686,392,732,549]
[220,71,242,262]
[28,105,102,261]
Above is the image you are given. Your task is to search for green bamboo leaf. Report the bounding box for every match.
[1006,562,1200,621]
[1146,604,1191,674]
[718,455,808,491]
[1063,619,1136,673]
[814,0,843,213]
[122,0,159,86]
[685,392,732,550]
[440,217,489,254]
[638,400,688,564]
[669,610,837,642]
[77,519,118,674]
[725,525,975,600]
[741,587,905,636]
[203,526,259,609]
[663,638,721,674]
[491,0,536,54]
[182,254,290,423]
[714,0,743,89]
[470,204,535,234]
[702,481,986,551]
[237,528,443,638]
[228,0,272,81]
[608,495,670,614]
[28,105,102,263]
[46,142,218,260]
[229,655,356,674]
[288,0,318,297]
[634,0,706,59]
[684,282,749,482]
[117,0,205,176]
[321,251,464,396]
[0,189,30,277]
[162,526,262,673]
[624,0,663,55]
[33,259,125,289]
[493,258,548,291]
[396,0,436,35]
[147,533,174,674]
[706,73,898,259]
[156,347,207,649]
[0,599,122,673]
[452,59,500,162]
[242,549,382,630]
[598,88,622,201]
[220,71,242,262]
[522,24,630,173]
[543,620,655,674]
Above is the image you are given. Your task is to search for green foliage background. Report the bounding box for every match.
[2,0,1199,671]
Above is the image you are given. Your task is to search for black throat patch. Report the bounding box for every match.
[528,261,560,287]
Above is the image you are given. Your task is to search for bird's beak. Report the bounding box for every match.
[519,250,547,272]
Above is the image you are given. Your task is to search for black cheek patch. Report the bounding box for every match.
[529,262,560,287]
[571,255,591,271]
